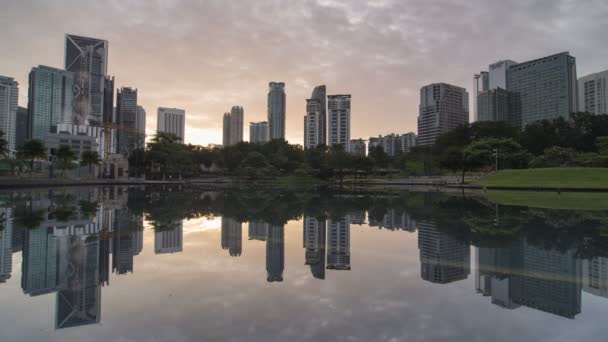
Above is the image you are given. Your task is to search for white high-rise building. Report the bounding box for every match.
[304,99,323,149]
[157,107,185,142]
[328,95,351,149]
[0,76,18,154]
[578,70,608,114]
[229,106,244,145]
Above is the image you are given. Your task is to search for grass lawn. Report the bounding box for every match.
[474,168,608,189]
[483,190,608,210]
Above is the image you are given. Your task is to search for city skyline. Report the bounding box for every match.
[2,1,607,146]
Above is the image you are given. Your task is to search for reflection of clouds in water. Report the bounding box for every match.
[183,217,221,234]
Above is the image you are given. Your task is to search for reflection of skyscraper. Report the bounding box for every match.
[112,232,133,275]
[368,209,416,232]
[22,227,60,295]
[266,225,284,282]
[55,235,101,329]
[418,221,469,284]
[248,221,268,241]
[0,208,13,283]
[327,217,350,270]
[304,217,326,279]
[133,229,143,256]
[583,257,608,299]
[154,222,183,254]
[475,245,521,309]
[347,212,366,225]
[221,217,242,257]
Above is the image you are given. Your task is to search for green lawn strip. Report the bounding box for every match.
[475,168,608,189]
[483,190,608,210]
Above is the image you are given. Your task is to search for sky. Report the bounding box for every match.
[1,0,608,146]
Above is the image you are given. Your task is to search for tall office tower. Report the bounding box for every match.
[474,61,518,122]
[327,95,351,149]
[102,76,114,123]
[417,83,469,146]
[582,257,608,299]
[311,85,327,145]
[473,72,488,122]
[489,60,518,90]
[15,107,29,148]
[27,66,74,140]
[303,217,326,279]
[249,122,269,144]
[112,210,135,274]
[248,220,268,241]
[64,34,108,125]
[578,70,608,114]
[55,235,101,329]
[266,225,284,282]
[508,52,577,128]
[0,76,18,153]
[510,240,581,319]
[229,106,244,145]
[0,208,13,283]
[221,217,242,257]
[417,221,470,284]
[477,88,509,122]
[135,106,146,149]
[223,113,231,146]
[21,227,60,295]
[327,216,350,270]
[304,99,323,149]
[157,107,185,142]
[348,139,366,156]
[268,82,286,140]
[154,222,183,254]
[116,87,138,155]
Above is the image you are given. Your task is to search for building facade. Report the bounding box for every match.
[135,106,146,149]
[229,106,243,145]
[507,52,577,128]
[327,95,351,149]
[304,99,323,149]
[64,34,108,125]
[27,66,74,141]
[103,76,114,123]
[222,113,231,146]
[157,107,185,142]
[417,83,469,146]
[15,107,29,148]
[477,88,509,122]
[268,82,286,140]
[327,217,350,270]
[348,139,366,156]
[116,87,138,155]
[311,85,327,145]
[249,122,269,144]
[578,70,608,114]
[0,76,18,153]
[56,123,116,157]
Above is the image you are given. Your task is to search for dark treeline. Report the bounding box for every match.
[132,112,608,180]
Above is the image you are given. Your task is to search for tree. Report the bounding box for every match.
[16,139,46,177]
[597,137,608,155]
[81,150,101,178]
[464,138,530,171]
[56,145,77,177]
[0,130,9,159]
[369,145,389,170]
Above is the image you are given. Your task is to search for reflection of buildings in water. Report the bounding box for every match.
[22,227,60,295]
[154,221,183,254]
[327,217,350,270]
[303,217,326,279]
[248,220,268,241]
[266,225,284,282]
[369,209,417,232]
[0,208,13,283]
[475,239,582,319]
[111,210,144,274]
[583,257,608,299]
[418,221,469,284]
[347,212,366,225]
[221,217,242,257]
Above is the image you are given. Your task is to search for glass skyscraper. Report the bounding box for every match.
[268,82,286,140]
[0,76,18,153]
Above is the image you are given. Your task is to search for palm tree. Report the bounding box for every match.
[0,130,9,159]
[81,150,101,178]
[56,145,77,178]
[16,139,46,177]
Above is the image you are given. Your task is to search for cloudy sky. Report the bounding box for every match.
[2,0,608,145]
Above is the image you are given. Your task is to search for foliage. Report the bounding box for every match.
[16,139,46,177]
[56,145,77,177]
[81,150,101,177]
[0,130,9,158]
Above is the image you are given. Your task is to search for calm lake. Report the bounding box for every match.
[1,186,608,341]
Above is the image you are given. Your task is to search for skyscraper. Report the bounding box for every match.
[304,98,323,149]
[135,106,146,149]
[508,52,577,128]
[116,87,138,155]
[221,217,242,257]
[64,34,108,125]
[327,216,350,270]
[311,85,327,145]
[222,113,231,146]
[229,106,243,145]
[417,221,470,284]
[477,88,509,122]
[0,76,18,153]
[27,66,74,140]
[157,107,185,142]
[102,76,114,123]
[578,70,608,114]
[266,225,284,282]
[327,95,351,149]
[249,122,269,144]
[0,208,13,283]
[15,106,29,148]
[348,139,366,156]
[304,217,326,279]
[268,82,286,140]
[417,83,469,146]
